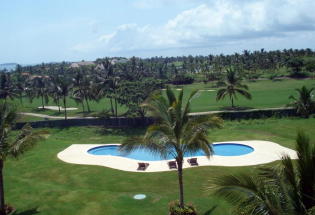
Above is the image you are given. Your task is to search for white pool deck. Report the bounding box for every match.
[57,141,297,172]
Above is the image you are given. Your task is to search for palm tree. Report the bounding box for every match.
[0,73,18,104]
[0,103,45,215]
[57,75,73,120]
[72,70,86,112]
[50,76,63,113]
[279,131,315,213]
[210,131,315,215]
[216,68,252,108]
[27,76,51,109]
[289,86,314,118]
[120,87,222,208]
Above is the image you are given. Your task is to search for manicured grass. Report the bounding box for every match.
[11,79,315,119]
[5,117,315,215]
[181,78,315,112]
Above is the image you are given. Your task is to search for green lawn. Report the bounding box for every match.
[5,117,315,215]
[11,79,315,119]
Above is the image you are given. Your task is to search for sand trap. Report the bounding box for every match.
[38,106,78,111]
[161,88,182,91]
[200,89,216,92]
[57,141,297,172]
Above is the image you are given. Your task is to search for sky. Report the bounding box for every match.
[1,0,315,64]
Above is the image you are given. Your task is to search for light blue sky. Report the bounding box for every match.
[1,0,315,64]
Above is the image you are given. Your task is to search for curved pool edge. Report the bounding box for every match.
[57,141,298,173]
[87,143,255,159]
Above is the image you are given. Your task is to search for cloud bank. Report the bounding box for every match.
[72,0,315,56]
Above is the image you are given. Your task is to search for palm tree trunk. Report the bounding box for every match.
[63,96,67,120]
[19,93,23,106]
[231,97,234,108]
[109,98,114,116]
[177,159,184,208]
[85,96,91,112]
[41,94,45,109]
[81,100,85,113]
[57,99,61,113]
[0,160,5,215]
[114,98,118,118]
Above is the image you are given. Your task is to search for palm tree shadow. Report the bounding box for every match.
[14,208,40,215]
[96,127,145,137]
[203,205,217,215]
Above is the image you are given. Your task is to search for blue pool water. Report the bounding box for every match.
[88,143,254,161]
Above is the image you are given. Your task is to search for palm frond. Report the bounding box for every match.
[9,124,47,158]
[235,88,252,100]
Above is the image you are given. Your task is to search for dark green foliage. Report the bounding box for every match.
[211,131,315,215]
[0,103,46,215]
[0,73,18,102]
[288,86,315,118]
[171,74,195,85]
[286,58,306,78]
[169,200,197,215]
[120,87,222,208]
[305,60,315,73]
[117,78,164,117]
[216,68,252,108]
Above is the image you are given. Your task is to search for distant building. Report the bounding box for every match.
[70,61,95,68]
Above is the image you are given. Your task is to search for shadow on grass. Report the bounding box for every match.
[219,106,254,111]
[96,127,146,137]
[14,208,40,215]
[203,205,217,215]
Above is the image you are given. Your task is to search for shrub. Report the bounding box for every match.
[171,74,194,85]
[168,200,197,215]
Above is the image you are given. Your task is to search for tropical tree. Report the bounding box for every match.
[0,103,45,215]
[286,58,305,78]
[56,75,73,120]
[12,65,26,105]
[50,76,63,113]
[210,131,315,215]
[117,78,164,117]
[109,76,120,117]
[0,73,18,104]
[27,76,51,109]
[289,86,315,118]
[216,68,252,108]
[120,87,222,209]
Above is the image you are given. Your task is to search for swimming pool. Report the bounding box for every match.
[87,143,254,161]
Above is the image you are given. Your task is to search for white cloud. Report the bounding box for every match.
[132,0,195,9]
[72,0,315,55]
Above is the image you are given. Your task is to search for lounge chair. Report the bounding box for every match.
[187,158,198,166]
[137,162,149,171]
[168,161,177,169]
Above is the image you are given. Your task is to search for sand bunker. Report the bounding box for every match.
[200,89,216,92]
[38,106,78,111]
[161,88,182,91]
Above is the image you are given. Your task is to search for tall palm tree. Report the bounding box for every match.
[216,68,252,108]
[210,131,315,215]
[289,86,314,118]
[50,76,63,113]
[0,73,18,104]
[0,103,45,215]
[279,131,315,213]
[57,75,73,120]
[27,76,51,109]
[120,87,222,208]
[72,70,86,112]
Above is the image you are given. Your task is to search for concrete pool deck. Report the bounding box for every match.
[57,141,297,172]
